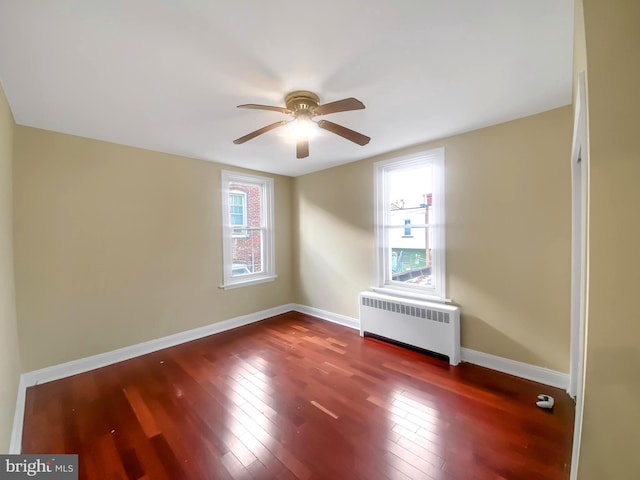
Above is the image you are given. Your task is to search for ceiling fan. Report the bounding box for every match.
[233,90,370,159]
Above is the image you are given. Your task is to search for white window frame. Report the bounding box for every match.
[373,147,447,302]
[220,170,276,289]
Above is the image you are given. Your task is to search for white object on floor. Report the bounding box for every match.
[536,394,555,409]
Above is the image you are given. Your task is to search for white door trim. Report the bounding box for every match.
[569,71,588,480]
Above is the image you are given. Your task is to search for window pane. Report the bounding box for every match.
[388,226,433,286]
[387,165,433,212]
[230,194,244,206]
[229,192,246,227]
[386,164,435,287]
[388,165,433,226]
[230,213,243,226]
[231,229,263,276]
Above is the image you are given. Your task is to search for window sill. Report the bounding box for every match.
[220,274,277,290]
[372,286,451,304]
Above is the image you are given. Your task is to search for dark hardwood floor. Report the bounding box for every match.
[22,312,574,479]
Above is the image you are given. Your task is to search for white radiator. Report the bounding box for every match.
[359,291,460,365]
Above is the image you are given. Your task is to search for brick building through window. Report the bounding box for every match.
[229,182,262,274]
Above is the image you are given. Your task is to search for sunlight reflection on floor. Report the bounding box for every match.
[384,388,447,478]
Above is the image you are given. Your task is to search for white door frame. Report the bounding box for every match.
[569,71,588,480]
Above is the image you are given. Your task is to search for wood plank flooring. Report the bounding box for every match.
[22,312,574,479]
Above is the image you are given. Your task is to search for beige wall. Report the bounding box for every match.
[578,0,640,477]
[293,160,376,316]
[573,0,587,104]
[294,106,573,372]
[0,82,21,452]
[13,127,293,371]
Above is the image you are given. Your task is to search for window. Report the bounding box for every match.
[229,191,247,236]
[221,170,276,289]
[374,147,446,301]
[229,191,246,226]
[403,219,412,237]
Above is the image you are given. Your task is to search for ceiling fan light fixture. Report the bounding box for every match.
[288,114,316,141]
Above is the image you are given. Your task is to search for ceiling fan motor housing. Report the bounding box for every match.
[284,91,320,115]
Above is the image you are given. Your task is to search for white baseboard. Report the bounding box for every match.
[9,375,28,454]
[461,347,569,390]
[293,304,360,330]
[10,303,294,453]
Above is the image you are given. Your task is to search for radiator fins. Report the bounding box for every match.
[361,296,450,324]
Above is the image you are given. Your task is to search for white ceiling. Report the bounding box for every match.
[0,0,574,177]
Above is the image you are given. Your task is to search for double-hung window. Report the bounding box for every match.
[221,170,276,289]
[229,191,248,237]
[374,147,446,301]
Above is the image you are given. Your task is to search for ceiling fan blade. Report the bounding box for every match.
[237,104,292,114]
[314,97,365,116]
[233,120,288,144]
[317,120,371,146]
[296,139,309,159]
